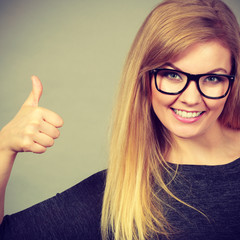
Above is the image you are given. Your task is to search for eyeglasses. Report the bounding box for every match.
[150,68,235,99]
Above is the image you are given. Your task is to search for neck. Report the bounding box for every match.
[167,122,240,166]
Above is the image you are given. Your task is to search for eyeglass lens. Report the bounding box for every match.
[155,69,230,98]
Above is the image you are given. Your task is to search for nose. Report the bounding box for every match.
[178,81,202,106]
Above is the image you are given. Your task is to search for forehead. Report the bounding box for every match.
[168,40,232,74]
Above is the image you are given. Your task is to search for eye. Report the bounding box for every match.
[204,75,223,83]
[163,71,182,80]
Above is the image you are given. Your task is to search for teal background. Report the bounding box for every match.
[1,0,239,214]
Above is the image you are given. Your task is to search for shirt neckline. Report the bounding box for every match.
[167,157,240,175]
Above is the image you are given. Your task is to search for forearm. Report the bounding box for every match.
[0,149,16,224]
[0,124,18,223]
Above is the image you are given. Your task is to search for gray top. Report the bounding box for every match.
[162,158,240,239]
[1,158,240,239]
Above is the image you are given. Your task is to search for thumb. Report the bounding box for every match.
[23,75,43,107]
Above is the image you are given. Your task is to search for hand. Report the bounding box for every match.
[0,76,63,155]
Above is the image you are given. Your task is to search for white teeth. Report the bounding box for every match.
[174,109,203,118]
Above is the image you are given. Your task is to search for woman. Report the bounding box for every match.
[1,0,240,239]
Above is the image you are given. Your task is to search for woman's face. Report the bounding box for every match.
[151,40,232,139]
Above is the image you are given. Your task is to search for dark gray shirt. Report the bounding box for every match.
[1,158,240,240]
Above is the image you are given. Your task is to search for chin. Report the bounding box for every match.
[170,127,205,140]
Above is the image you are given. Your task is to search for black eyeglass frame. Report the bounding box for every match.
[150,68,235,99]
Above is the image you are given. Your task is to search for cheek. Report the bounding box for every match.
[205,98,227,116]
[152,83,166,111]
[151,81,177,116]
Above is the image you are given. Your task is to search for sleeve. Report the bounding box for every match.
[0,170,106,240]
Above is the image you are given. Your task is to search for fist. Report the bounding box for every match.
[0,76,63,154]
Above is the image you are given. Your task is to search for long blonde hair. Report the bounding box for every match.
[101,0,240,239]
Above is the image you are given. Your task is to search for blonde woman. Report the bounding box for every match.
[1,0,240,239]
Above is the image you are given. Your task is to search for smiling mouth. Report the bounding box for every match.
[172,108,204,118]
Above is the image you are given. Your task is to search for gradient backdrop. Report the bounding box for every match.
[1,0,239,214]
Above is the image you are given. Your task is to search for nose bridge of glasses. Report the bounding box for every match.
[182,72,202,95]
[186,73,201,83]
[182,72,200,90]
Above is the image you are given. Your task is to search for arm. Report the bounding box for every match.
[0,149,16,223]
[0,171,105,239]
[0,76,63,223]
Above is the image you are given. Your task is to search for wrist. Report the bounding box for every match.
[0,126,17,159]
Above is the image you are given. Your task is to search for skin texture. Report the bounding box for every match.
[151,40,240,165]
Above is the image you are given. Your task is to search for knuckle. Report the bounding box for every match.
[34,107,43,116]
[29,108,43,124]
[23,127,35,139]
[21,138,33,152]
[31,120,41,128]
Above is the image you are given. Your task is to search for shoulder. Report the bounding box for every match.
[55,170,107,237]
[81,169,107,190]
[61,170,107,204]
[57,169,107,216]
[1,170,107,240]
[68,170,107,194]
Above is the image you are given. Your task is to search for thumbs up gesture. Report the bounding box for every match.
[0,76,63,154]
[23,75,43,108]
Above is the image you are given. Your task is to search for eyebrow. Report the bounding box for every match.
[161,62,228,74]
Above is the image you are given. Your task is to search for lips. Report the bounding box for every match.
[172,108,204,119]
